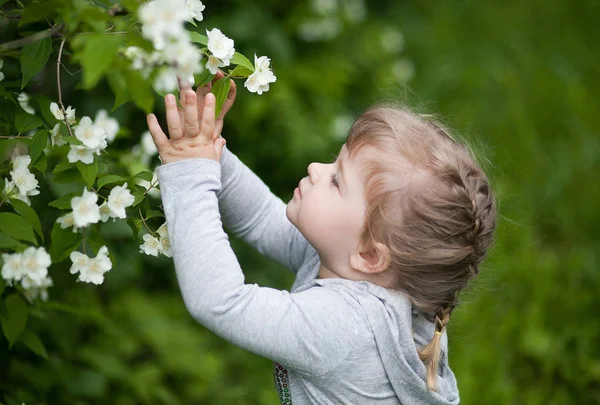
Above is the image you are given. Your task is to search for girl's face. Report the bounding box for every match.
[286,143,369,279]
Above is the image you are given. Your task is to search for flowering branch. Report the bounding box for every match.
[56,39,75,138]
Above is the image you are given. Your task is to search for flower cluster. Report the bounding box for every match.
[69,246,112,285]
[205,28,235,74]
[57,185,135,232]
[129,0,206,92]
[2,153,40,206]
[140,222,172,258]
[1,247,53,302]
[244,55,277,95]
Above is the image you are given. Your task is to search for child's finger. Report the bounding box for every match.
[177,77,192,106]
[199,93,216,141]
[165,94,183,140]
[184,90,200,137]
[195,81,212,120]
[146,114,169,150]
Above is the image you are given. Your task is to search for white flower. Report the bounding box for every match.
[50,123,66,147]
[99,202,112,222]
[0,59,4,82]
[74,116,107,150]
[140,233,161,257]
[185,0,205,21]
[244,55,277,95]
[2,252,25,282]
[153,68,178,93]
[205,55,225,75]
[107,183,135,219]
[69,246,112,285]
[18,92,35,115]
[10,168,39,197]
[71,188,101,228]
[49,102,75,124]
[157,222,172,258]
[94,110,119,143]
[206,28,235,64]
[141,131,158,156]
[22,275,53,302]
[11,153,31,171]
[139,0,188,50]
[67,145,96,164]
[57,212,77,231]
[20,247,51,284]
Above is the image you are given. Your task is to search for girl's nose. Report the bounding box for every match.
[307,162,320,183]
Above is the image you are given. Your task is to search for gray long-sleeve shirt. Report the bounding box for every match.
[156,145,460,404]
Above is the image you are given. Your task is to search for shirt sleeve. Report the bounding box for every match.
[156,158,358,376]
[216,145,311,274]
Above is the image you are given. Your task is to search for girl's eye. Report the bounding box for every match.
[330,173,339,188]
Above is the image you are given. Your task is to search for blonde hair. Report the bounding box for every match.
[345,103,497,391]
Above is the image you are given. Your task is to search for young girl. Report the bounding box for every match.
[146,74,496,404]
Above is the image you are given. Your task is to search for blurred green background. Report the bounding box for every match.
[1,0,599,404]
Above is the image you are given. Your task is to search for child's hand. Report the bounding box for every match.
[146,90,226,164]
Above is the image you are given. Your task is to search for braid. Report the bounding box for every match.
[418,304,453,391]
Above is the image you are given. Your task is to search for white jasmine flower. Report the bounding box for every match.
[99,202,112,222]
[10,168,39,198]
[107,183,135,219]
[18,92,35,115]
[205,55,225,75]
[140,233,161,257]
[138,0,188,50]
[153,68,178,93]
[244,55,277,95]
[1,252,25,282]
[141,131,158,156]
[206,28,235,64]
[57,212,77,231]
[11,154,31,171]
[49,102,75,124]
[157,222,172,258]
[20,246,51,284]
[185,0,205,21]
[50,123,66,147]
[74,116,107,150]
[0,59,4,82]
[70,246,112,285]
[67,145,96,164]
[22,275,53,302]
[94,110,119,143]
[71,188,101,228]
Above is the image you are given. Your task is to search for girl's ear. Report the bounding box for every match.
[350,241,391,274]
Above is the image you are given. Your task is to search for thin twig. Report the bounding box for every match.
[0,136,21,139]
[56,38,74,138]
[142,178,159,196]
[138,206,155,235]
[0,24,63,51]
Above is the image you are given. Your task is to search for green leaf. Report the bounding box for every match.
[0,294,28,349]
[14,113,43,134]
[123,69,154,114]
[210,77,231,119]
[194,69,215,87]
[0,232,24,249]
[49,222,81,263]
[133,171,153,182]
[21,330,48,360]
[127,217,142,239]
[62,135,83,146]
[11,198,43,242]
[132,190,145,207]
[0,279,5,296]
[48,192,78,210]
[229,65,254,78]
[189,32,208,46]
[52,169,82,184]
[77,160,99,188]
[20,37,53,89]
[53,159,74,173]
[145,209,164,220]
[33,152,47,174]
[19,0,63,26]
[30,129,48,163]
[231,52,255,71]
[107,72,130,112]
[97,174,126,190]
[80,34,124,89]
[0,213,37,245]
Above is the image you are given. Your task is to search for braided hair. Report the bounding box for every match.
[345,104,497,391]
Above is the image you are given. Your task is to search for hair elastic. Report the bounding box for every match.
[434,330,444,337]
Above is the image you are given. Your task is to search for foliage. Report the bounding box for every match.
[0,0,598,404]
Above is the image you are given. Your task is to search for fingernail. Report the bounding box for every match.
[166,94,174,104]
